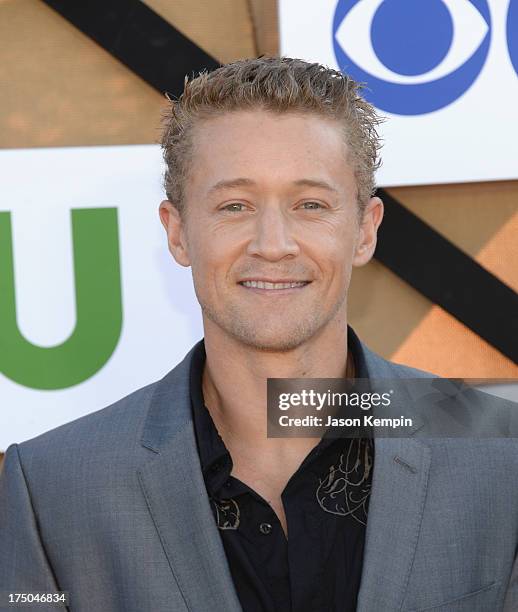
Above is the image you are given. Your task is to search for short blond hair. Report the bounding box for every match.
[161,56,383,216]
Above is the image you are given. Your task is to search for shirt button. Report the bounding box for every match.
[259,522,272,535]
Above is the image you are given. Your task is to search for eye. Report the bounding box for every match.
[298,201,325,210]
[221,202,246,212]
[335,0,489,84]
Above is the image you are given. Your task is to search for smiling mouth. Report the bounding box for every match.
[239,280,311,290]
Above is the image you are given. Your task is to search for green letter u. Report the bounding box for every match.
[0,208,123,390]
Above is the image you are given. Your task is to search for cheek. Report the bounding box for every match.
[317,241,356,293]
[187,226,217,267]
[317,232,356,267]
[189,234,235,289]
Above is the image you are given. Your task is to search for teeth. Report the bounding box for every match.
[241,280,307,289]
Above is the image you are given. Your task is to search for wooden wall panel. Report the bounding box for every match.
[248,0,280,56]
[146,0,256,61]
[348,181,518,376]
[389,182,517,376]
[0,0,280,150]
[0,0,165,148]
[388,181,517,260]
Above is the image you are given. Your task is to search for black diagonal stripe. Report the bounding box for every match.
[42,0,518,364]
[42,0,219,94]
[377,189,518,362]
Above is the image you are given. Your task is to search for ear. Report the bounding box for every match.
[158,200,191,267]
[353,196,384,267]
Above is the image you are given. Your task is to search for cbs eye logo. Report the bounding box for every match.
[333,0,493,115]
[508,0,518,78]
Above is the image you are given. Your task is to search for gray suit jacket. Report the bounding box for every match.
[1,339,517,612]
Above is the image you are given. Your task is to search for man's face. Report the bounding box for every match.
[160,109,381,351]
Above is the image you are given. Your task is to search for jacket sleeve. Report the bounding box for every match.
[0,443,61,608]
[503,548,518,612]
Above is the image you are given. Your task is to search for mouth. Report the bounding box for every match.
[238,279,311,292]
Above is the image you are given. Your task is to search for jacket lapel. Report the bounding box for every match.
[137,343,242,612]
[356,437,431,611]
[356,342,433,611]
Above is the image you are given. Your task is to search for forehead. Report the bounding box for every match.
[187,109,355,195]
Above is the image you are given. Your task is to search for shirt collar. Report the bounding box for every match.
[347,325,369,379]
[189,339,231,489]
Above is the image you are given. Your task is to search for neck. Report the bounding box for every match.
[201,314,352,457]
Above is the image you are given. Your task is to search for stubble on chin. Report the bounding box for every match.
[198,292,348,352]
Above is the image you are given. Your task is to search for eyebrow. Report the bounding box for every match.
[292,178,339,193]
[207,177,340,195]
[207,178,256,195]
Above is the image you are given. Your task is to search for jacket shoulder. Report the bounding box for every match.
[14,380,160,474]
[360,339,438,380]
[387,360,438,379]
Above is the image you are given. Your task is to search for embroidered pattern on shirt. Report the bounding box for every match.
[316,438,373,525]
[211,498,240,530]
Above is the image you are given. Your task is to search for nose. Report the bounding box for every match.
[246,206,300,261]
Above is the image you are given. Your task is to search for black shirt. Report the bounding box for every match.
[189,327,374,612]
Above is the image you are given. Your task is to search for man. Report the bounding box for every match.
[0,57,516,612]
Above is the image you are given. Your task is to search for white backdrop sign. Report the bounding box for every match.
[0,145,203,450]
[279,0,518,186]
